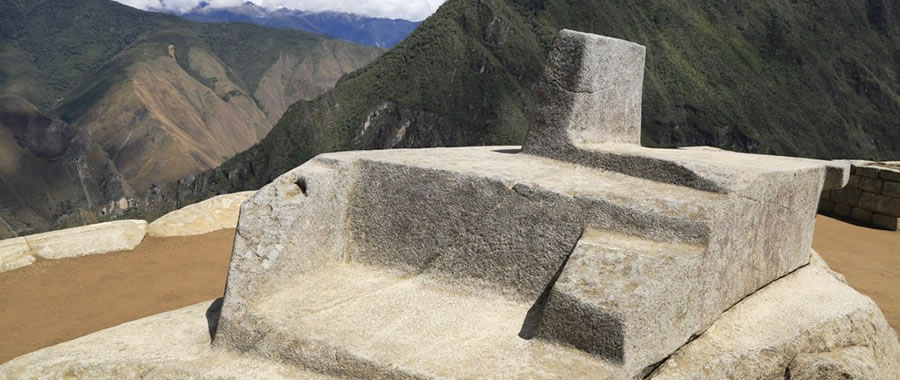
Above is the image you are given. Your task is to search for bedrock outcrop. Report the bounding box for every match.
[147,191,255,237]
[1,29,896,379]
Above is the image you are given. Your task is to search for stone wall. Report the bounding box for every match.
[819,161,900,231]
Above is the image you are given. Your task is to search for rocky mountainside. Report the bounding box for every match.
[142,0,900,213]
[0,97,131,237]
[0,0,382,238]
[176,2,420,48]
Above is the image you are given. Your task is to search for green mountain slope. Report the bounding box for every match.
[152,0,898,208]
[0,0,382,238]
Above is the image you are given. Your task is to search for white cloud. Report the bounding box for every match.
[114,0,447,21]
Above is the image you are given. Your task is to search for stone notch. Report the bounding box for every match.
[523,29,646,154]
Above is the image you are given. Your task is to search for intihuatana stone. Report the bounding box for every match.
[3,29,896,380]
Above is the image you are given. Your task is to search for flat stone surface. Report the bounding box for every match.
[248,263,618,379]
[25,220,147,260]
[0,301,334,379]
[650,252,900,379]
[148,191,255,237]
[0,237,34,272]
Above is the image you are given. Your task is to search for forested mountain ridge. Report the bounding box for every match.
[140,0,899,216]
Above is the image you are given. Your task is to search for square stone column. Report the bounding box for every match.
[523,29,646,155]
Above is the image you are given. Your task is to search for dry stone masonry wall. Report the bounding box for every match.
[820,162,900,231]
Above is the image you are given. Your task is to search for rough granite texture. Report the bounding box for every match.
[0,301,335,379]
[24,220,146,260]
[0,220,147,269]
[148,191,255,237]
[522,29,646,149]
[651,252,900,379]
[2,29,896,379]
[0,237,33,272]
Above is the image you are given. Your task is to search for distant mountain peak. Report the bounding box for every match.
[175,4,419,48]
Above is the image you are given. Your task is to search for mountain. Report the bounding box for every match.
[0,0,382,238]
[0,97,132,236]
[141,0,899,212]
[177,2,420,48]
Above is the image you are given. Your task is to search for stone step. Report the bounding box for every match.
[242,263,619,379]
[536,229,709,377]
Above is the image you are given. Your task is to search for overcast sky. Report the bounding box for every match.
[114,0,446,21]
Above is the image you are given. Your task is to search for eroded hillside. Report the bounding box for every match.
[0,0,382,238]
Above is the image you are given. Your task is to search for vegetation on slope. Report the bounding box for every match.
[146,0,898,211]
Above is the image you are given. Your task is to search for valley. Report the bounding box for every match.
[0,0,382,238]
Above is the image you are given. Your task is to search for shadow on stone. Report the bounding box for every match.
[492,148,522,154]
[519,230,582,339]
[206,297,224,342]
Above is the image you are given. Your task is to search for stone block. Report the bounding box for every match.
[831,188,862,206]
[821,190,832,201]
[25,220,147,260]
[855,166,880,178]
[0,237,34,272]
[858,192,900,217]
[652,253,900,379]
[847,174,861,188]
[851,207,872,223]
[879,168,900,182]
[148,191,255,238]
[818,200,835,213]
[872,214,899,231]
[883,181,900,198]
[858,177,883,193]
[834,203,853,217]
[523,29,646,155]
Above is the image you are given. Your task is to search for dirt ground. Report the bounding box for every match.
[0,215,898,364]
[813,215,900,331]
[0,229,235,363]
